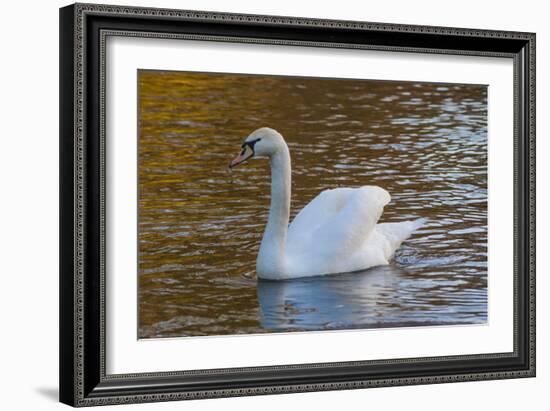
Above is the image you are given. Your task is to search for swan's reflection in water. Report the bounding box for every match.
[257,264,480,332]
[258,266,404,331]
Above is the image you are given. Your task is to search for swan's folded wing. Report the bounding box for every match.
[288,187,355,237]
[287,186,390,259]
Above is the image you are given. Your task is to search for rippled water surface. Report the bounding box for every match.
[138,70,487,338]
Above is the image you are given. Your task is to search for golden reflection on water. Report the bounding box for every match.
[138,70,487,338]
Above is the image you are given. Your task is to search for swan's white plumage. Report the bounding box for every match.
[231,127,424,280]
[286,187,421,278]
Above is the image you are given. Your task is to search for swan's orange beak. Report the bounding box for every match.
[229,145,254,168]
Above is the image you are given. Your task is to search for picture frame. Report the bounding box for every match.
[59,2,535,407]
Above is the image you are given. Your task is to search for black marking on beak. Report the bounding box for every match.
[241,137,261,154]
[229,138,262,169]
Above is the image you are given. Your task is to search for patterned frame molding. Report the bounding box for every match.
[59,3,535,407]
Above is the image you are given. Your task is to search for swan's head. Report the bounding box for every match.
[229,127,286,168]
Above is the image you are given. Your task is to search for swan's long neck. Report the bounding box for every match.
[256,145,291,279]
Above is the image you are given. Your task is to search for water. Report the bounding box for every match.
[138,70,487,338]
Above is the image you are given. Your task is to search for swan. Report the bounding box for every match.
[229,127,425,280]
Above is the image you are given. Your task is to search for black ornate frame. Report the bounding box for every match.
[59,3,536,407]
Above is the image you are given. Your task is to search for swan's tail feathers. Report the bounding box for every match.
[410,217,428,232]
[376,218,427,259]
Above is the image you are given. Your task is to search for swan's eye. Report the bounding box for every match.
[242,138,261,150]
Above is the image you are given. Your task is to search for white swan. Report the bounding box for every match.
[229,127,424,280]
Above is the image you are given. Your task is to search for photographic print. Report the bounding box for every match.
[60,6,535,404]
[138,70,488,338]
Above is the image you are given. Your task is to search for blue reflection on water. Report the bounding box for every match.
[257,263,485,332]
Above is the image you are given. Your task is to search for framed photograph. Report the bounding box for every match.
[59,3,535,407]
